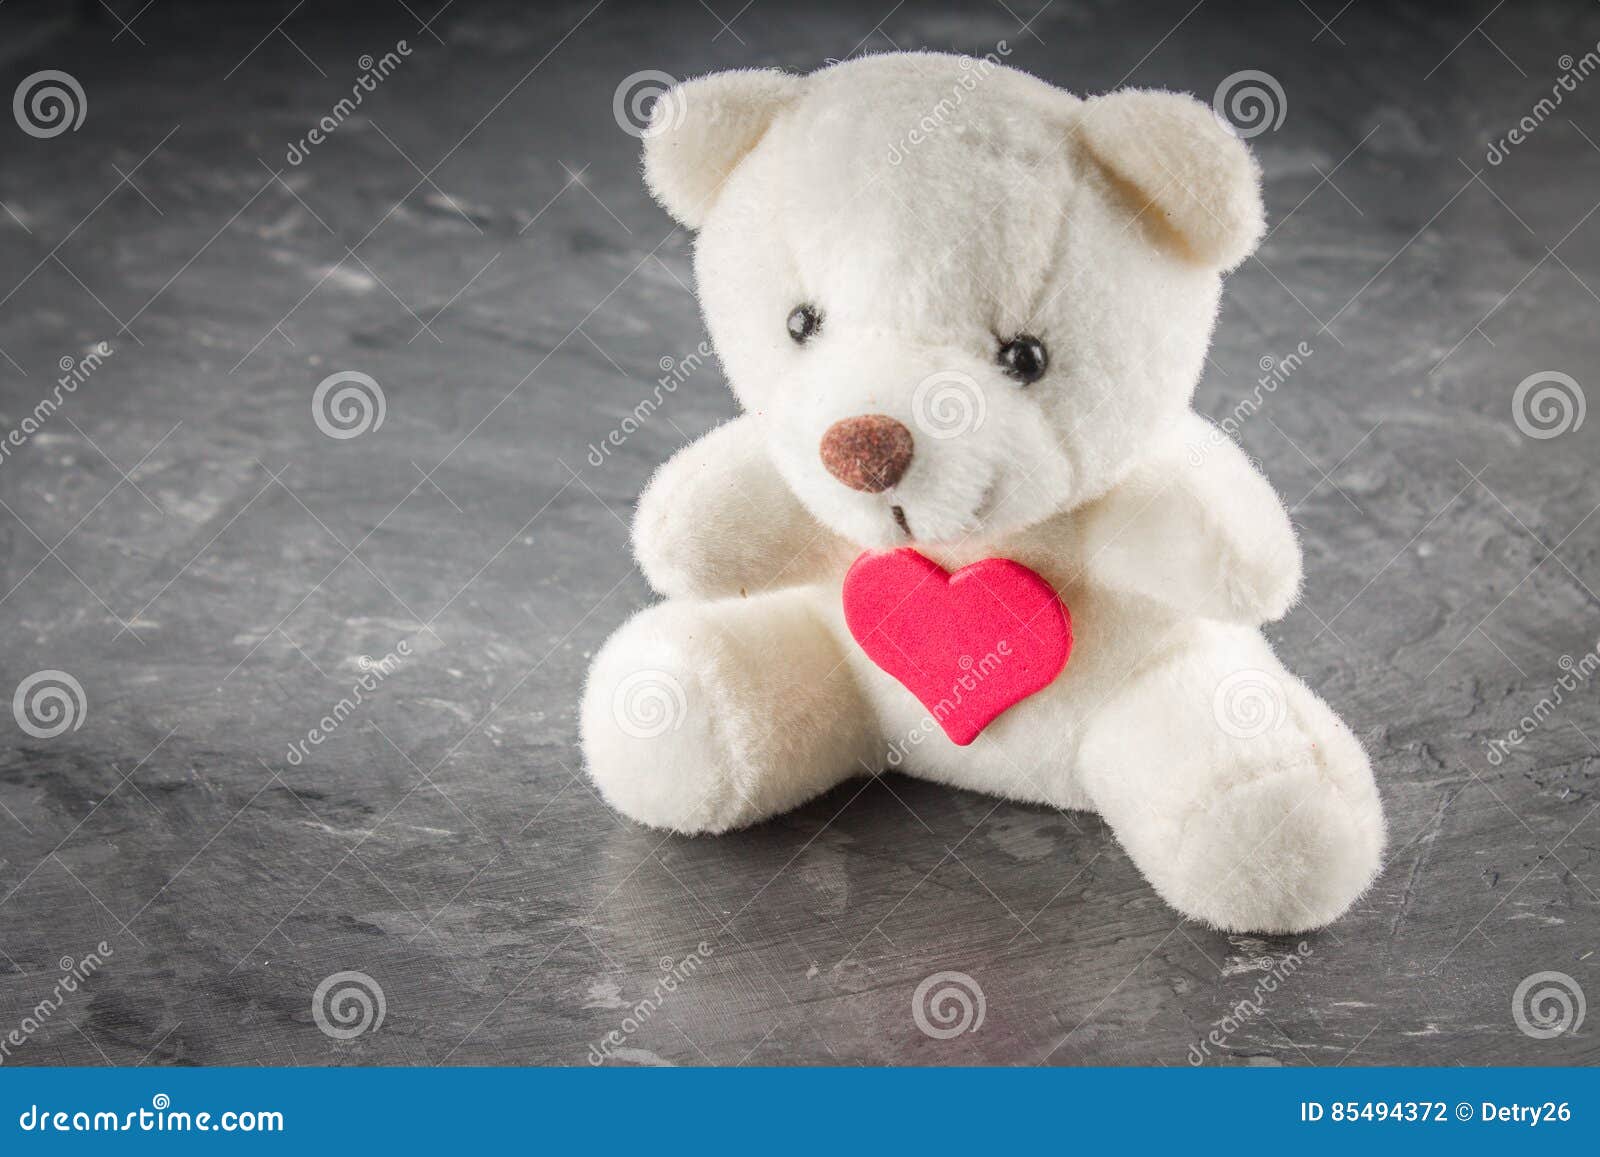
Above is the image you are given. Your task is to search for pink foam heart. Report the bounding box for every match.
[842,548,1073,746]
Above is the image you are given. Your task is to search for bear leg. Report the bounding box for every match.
[1077,624,1384,933]
[581,587,878,834]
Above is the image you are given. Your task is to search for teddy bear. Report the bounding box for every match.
[580,52,1385,934]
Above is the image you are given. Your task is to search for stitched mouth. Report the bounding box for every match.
[891,504,912,539]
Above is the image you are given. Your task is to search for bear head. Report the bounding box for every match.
[643,52,1265,548]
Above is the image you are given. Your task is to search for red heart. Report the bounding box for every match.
[842,548,1073,746]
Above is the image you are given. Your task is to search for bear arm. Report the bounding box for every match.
[632,415,854,600]
[1077,418,1302,624]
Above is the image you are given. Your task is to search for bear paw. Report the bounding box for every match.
[579,603,755,835]
[1162,736,1384,934]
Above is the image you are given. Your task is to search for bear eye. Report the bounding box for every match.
[787,304,822,344]
[998,334,1048,384]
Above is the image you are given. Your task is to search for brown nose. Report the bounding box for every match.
[819,414,915,493]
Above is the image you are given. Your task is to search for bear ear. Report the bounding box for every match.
[641,69,803,230]
[1074,89,1266,271]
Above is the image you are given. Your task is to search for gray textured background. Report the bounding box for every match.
[0,0,1596,1066]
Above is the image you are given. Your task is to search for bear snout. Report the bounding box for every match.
[819,415,914,493]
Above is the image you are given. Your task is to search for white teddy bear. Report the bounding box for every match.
[581,53,1385,934]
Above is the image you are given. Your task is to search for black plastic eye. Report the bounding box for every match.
[999,334,1048,384]
[787,304,822,344]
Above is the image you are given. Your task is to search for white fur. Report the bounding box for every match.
[581,54,1384,934]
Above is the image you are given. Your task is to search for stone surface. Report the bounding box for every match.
[0,0,1596,1066]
